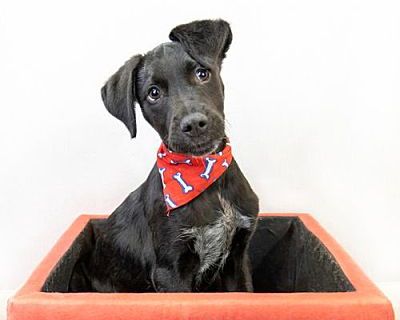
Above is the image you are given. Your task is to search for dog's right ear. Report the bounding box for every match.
[101,55,143,138]
[169,19,232,68]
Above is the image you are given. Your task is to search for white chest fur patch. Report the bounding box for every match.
[179,194,253,284]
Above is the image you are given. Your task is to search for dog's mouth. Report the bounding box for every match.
[166,137,226,156]
[165,111,226,156]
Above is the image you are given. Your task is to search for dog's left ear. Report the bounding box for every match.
[169,19,232,67]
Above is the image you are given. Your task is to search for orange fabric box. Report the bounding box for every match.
[8,213,394,320]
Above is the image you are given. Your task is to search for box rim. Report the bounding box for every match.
[8,213,394,314]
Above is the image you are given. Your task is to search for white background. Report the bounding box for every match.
[1,0,399,302]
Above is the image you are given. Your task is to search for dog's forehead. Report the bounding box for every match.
[143,42,194,75]
[149,42,183,58]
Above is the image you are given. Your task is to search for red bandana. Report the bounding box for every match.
[156,142,233,213]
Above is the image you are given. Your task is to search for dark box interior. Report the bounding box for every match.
[42,216,354,293]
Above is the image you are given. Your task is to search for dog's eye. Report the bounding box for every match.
[195,68,210,82]
[147,86,161,103]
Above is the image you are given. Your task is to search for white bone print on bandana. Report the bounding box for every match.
[170,159,192,165]
[173,172,194,194]
[200,157,217,180]
[158,167,166,189]
[164,194,177,208]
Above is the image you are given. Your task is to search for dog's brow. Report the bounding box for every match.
[184,60,198,73]
[151,77,168,90]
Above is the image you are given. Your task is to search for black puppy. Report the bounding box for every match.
[70,19,259,292]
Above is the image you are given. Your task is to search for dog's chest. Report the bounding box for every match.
[180,195,252,282]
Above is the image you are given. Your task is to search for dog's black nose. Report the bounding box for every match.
[180,113,208,136]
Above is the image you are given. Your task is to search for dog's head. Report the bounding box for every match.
[101,19,232,156]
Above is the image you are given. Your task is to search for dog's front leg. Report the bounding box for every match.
[151,266,192,292]
[221,228,254,292]
[151,244,200,292]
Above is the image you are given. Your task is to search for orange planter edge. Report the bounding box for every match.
[7,213,395,320]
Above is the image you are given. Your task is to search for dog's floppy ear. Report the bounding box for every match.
[169,19,232,67]
[101,55,143,138]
